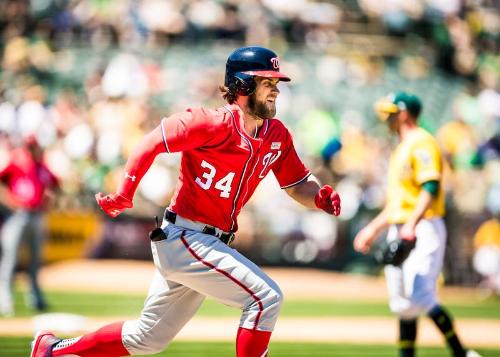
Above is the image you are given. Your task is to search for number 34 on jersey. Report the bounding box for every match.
[195,160,235,198]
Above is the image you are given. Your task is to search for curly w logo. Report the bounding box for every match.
[259,151,281,178]
[270,57,280,69]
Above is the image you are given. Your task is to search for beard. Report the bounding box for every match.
[248,93,276,119]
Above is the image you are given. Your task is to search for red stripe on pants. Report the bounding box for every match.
[179,231,264,329]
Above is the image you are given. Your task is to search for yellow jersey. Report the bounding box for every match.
[386,128,445,224]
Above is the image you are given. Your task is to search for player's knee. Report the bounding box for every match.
[259,282,284,322]
[389,298,417,319]
[396,308,420,320]
[401,291,437,318]
[122,319,171,354]
[268,285,284,312]
[390,300,429,319]
[245,282,283,323]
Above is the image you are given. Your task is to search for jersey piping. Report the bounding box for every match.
[240,151,261,211]
[179,231,264,329]
[224,106,254,231]
[160,117,171,153]
[280,172,311,189]
[262,119,269,136]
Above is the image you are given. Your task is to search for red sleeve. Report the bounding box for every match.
[117,125,167,200]
[161,108,226,152]
[272,128,311,189]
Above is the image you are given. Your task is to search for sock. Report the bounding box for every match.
[428,305,466,357]
[236,327,272,357]
[52,321,130,357]
[399,318,417,357]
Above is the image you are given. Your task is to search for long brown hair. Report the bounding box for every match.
[219,85,238,104]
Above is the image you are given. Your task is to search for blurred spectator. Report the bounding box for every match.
[437,91,488,215]
[0,135,59,316]
[0,0,498,279]
[295,106,340,158]
[437,111,478,171]
[473,184,500,295]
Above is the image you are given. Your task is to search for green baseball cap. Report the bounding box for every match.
[374,91,422,120]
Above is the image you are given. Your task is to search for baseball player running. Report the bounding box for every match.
[353,92,480,357]
[31,46,341,357]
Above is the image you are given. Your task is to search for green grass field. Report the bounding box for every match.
[11,289,500,319]
[1,338,499,357]
[4,289,500,356]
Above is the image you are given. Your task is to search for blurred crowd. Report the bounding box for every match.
[0,0,499,286]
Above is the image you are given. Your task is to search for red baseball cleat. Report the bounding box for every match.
[30,331,61,357]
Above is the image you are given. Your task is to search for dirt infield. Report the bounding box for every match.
[37,260,391,299]
[3,259,500,348]
[36,259,481,301]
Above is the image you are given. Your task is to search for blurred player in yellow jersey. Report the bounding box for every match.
[354,92,481,357]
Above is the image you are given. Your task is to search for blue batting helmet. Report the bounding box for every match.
[224,46,290,96]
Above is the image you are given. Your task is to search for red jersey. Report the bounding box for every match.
[161,104,310,232]
[0,148,59,211]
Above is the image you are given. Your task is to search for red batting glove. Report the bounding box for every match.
[95,192,133,218]
[314,185,341,216]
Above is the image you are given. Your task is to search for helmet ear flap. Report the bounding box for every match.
[232,72,256,96]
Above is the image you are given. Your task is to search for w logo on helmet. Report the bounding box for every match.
[270,57,280,69]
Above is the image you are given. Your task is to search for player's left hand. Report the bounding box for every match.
[354,226,377,254]
[95,192,133,218]
[399,221,417,241]
[314,185,341,216]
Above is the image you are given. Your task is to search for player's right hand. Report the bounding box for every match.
[95,192,133,218]
[353,227,377,254]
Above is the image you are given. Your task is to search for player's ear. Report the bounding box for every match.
[402,110,413,122]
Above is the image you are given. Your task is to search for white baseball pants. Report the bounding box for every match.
[384,218,447,319]
[121,221,283,355]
